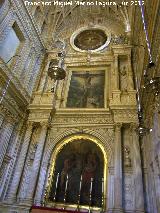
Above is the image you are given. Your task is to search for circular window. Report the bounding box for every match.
[70,26,111,52]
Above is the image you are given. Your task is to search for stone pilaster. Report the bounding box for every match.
[113,123,123,213]
[127,54,134,90]
[6,121,34,202]
[130,123,144,213]
[24,53,36,87]
[114,54,119,90]
[25,122,48,203]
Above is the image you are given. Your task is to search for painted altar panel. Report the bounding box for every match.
[49,139,104,207]
[66,70,105,108]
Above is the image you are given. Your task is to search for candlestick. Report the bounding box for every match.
[101,177,104,212]
[63,174,68,208]
[102,177,104,193]
[88,178,93,213]
[53,173,59,201]
[77,175,82,211]
[90,178,93,194]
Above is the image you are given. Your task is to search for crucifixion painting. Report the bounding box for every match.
[67,70,105,108]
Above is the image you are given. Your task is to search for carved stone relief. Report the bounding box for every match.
[124,146,132,168]
[124,174,134,210]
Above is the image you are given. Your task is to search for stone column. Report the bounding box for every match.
[0,117,15,168]
[0,121,24,199]
[114,123,123,213]
[131,123,144,213]
[34,160,50,205]
[25,122,48,203]
[0,112,5,127]
[7,121,34,202]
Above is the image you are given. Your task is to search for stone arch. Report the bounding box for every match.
[34,127,114,206]
[46,128,113,163]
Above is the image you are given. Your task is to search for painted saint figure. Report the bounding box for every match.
[81,152,98,204]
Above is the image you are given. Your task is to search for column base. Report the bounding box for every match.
[3,196,17,204]
[18,197,33,205]
[112,208,124,213]
[135,210,145,213]
[33,199,42,206]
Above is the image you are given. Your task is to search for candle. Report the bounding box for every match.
[55,173,59,189]
[90,178,93,194]
[63,174,69,205]
[53,173,59,201]
[65,174,68,193]
[102,177,104,193]
[79,175,82,193]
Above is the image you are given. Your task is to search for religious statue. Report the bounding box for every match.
[120,66,128,92]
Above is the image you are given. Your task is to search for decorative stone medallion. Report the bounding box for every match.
[70,26,111,52]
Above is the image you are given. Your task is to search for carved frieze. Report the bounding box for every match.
[112,109,138,123]
[51,113,113,126]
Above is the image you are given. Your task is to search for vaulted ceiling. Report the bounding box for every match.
[32,0,134,49]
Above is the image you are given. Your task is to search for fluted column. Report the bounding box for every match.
[114,123,123,213]
[7,121,34,202]
[131,123,144,213]
[25,122,48,202]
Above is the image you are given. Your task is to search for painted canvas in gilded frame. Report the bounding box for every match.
[66,70,105,108]
[49,139,104,207]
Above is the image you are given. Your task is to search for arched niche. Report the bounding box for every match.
[45,134,108,211]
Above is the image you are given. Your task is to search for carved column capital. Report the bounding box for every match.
[39,121,49,129]
[130,122,139,132]
[114,123,122,131]
[6,116,15,124]
[114,53,119,59]
[26,121,35,129]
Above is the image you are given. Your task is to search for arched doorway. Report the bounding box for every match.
[45,134,108,211]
